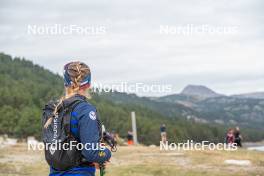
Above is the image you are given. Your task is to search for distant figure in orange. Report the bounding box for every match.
[127,131,134,145]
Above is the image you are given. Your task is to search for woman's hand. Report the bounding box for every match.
[94,161,109,169]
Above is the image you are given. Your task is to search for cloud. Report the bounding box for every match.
[0,0,263,96]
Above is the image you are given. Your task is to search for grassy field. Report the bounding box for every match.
[0,143,263,176]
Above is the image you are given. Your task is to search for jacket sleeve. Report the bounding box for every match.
[76,102,111,163]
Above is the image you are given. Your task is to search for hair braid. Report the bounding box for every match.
[66,62,90,91]
[44,97,64,128]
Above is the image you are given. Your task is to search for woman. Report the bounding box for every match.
[225,128,234,144]
[45,61,111,176]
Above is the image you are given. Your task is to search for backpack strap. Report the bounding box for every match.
[63,98,85,137]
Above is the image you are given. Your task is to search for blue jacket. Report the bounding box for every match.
[50,95,111,176]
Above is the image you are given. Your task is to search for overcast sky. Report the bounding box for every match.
[0,0,263,96]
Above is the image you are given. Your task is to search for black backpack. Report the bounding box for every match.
[42,96,84,171]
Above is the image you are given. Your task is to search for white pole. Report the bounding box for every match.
[101,124,106,133]
[131,111,138,144]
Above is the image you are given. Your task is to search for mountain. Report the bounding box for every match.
[181,85,222,99]
[156,94,200,108]
[155,85,222,108]
[196,96,264,129]
[232,92,264,99]
[103,90,264,129]
[155,86,264,129]
[99,91,201,119]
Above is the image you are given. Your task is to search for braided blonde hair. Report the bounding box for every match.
[66,61,90,92]
[44,61,91,128]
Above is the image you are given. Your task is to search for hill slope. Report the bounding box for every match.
[0,53,63,137]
